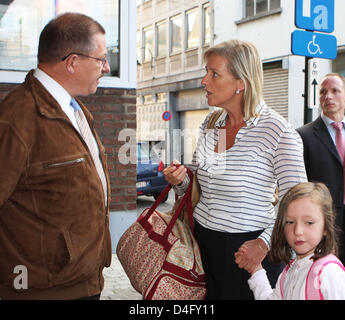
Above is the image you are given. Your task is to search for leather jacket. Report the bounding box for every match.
[0,70,112,299]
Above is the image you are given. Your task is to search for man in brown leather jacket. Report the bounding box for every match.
[0,13,112,300]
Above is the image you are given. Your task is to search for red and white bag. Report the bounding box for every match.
[116,168,206,300]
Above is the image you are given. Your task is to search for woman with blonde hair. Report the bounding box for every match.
[163,39,307,299]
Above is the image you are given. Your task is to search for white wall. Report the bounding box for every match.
[334,0,345,46]
[213,0,296,59]
[287,55,305,129]
[213,0,240,45]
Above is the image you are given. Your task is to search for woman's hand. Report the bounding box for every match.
[234,238,268,275]
[162,160,187,186]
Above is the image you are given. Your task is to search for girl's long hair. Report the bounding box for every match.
[270,182,338,264]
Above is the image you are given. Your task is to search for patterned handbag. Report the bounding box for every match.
[116,167,206,300]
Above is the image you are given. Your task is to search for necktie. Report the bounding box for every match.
[331,121,345,203]
[70,98,107,205]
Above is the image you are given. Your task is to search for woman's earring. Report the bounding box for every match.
[235,89,241,94]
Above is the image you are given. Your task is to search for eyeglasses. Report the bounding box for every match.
[61,52,107,67]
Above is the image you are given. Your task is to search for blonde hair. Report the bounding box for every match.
[270,182,338,264]
[204,39,263,120]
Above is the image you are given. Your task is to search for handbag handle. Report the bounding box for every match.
[139,109,222,232]
[162,166,193,236]
[138,165,194,249]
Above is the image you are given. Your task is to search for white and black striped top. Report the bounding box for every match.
[176,101,307,246]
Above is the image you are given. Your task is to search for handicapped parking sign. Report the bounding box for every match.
[291,29,337,59]
[292,0,337,59]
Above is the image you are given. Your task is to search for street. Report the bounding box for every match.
[136,189,175,215]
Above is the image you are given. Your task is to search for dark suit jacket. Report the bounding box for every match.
[296,116,344,227]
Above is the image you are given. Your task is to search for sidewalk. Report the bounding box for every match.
[101,254,141,300]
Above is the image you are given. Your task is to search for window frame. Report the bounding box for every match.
[137,29,142,65]
[156,20,167,58]
[202,2,211,47]
[0,0,136,89]
[170,14,183,54]
[186,7,199,50]
[143,25,154,62]
[244,0,281,18]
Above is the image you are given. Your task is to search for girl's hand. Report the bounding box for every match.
[235,239,267,275]
[162,160,187,186]
[251,263,263,275]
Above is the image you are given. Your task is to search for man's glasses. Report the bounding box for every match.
[61,52,107,67]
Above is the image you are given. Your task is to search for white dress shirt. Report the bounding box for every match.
[34,68,80,133]
[321,112,345,145]
[33,68,102,151]
[248,254,345,300]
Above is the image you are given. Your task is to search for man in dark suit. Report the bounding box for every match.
[297,73,345,264]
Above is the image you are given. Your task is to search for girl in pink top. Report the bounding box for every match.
[235,182,345,299]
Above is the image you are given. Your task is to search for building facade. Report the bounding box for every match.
[136,0,345,165]
[0,0,137,250]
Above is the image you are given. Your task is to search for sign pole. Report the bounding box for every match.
[303,56,311,124]
[293,0,337,124]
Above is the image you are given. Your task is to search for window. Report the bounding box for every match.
[0,0,119,74]
[0,0,136,88]
[170,15,182,53]
[270,0,280,10]
[245,0,280,18]
[256,0,268,14]
[157,92,166,102]
[136,95,143,105]
[137,30,142,64]
[156,21,167,57]
[203,3,211,46]
[143,26,153,62]
[144,94,153,104]
[186,8,199,49]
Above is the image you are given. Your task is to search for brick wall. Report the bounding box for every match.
[0,83,137,212]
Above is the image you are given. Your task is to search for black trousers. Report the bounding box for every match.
[194,221,284,300]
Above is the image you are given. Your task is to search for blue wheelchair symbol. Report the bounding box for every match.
[291,30,337,59]
[307,34,322,55]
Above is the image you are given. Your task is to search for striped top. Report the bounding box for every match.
[176,101,307,246]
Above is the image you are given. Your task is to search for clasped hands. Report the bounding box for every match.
[234,238,268,275]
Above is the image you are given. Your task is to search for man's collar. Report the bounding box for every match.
[34,68,72,110]
[321,112,345,126]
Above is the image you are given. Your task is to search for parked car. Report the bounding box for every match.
[136,143,168,202]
